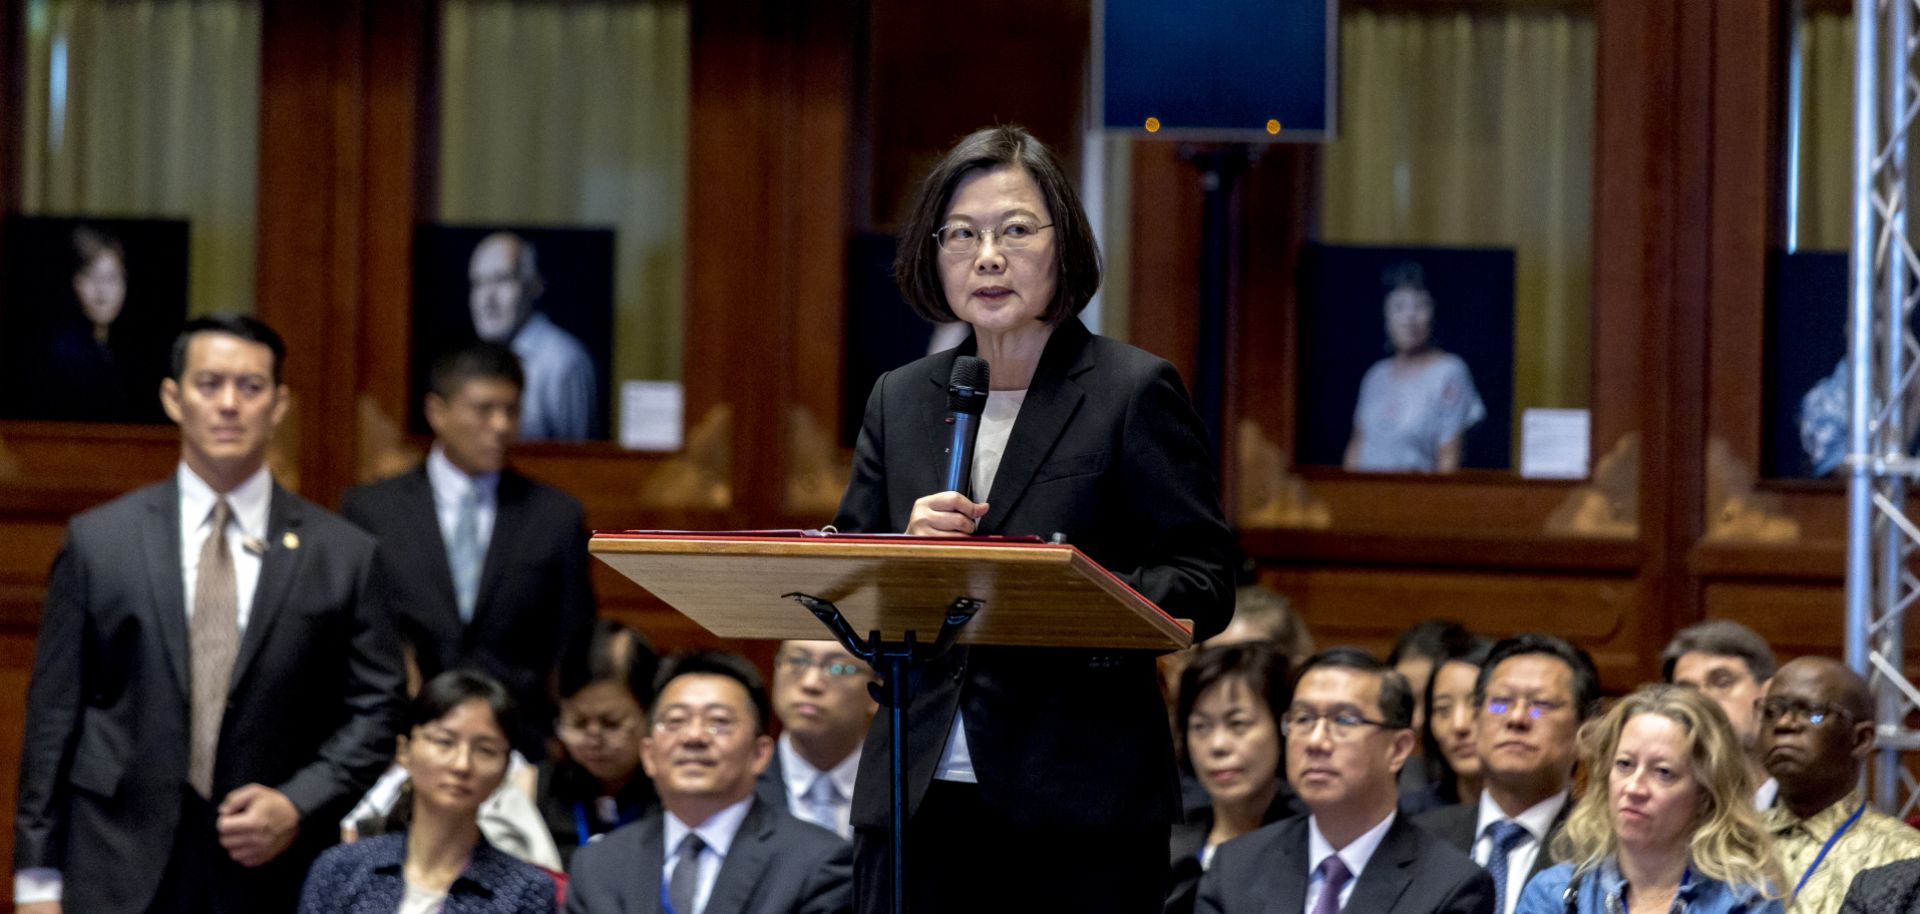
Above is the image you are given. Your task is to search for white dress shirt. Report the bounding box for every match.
[934,389,1025,784]
[663,797,754,914]
[1471,789,1570,914]
[426,445,499,560]
[16,462,275,905]
[1303,811,1398,914]
[778,733,860,840]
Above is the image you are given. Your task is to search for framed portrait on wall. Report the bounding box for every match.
[1297,243,1516,473]
[0,215,189,424]
[413,225,616,442]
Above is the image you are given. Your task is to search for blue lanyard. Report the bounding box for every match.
[573,799,641,847]
[1791,801,1867,900]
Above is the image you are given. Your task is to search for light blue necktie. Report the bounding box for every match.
[803,773,843,838]
[1310,854,1352,914]
[448,488,482,624]
[1483,820,1532,914]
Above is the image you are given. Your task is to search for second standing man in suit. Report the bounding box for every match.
[343,342,596,756]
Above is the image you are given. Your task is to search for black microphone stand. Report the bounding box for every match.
[783,591,982,914]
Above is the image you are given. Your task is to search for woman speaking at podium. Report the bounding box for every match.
[833,125,1235,914]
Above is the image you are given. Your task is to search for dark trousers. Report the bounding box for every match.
[147,789,305,914]
[853,780,1169,914]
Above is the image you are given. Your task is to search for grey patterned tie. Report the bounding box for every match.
[668,833,705,914]
[448,488,482,624]
[188,498,239,798]
[1484,819,1532,914]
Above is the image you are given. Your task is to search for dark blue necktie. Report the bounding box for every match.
[1483,820,1531,914]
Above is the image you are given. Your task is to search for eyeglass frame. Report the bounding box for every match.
[1481,695,1570,720]
[775,652,871,680]
[1759,698,1854,727]
[651,708,747,739]
[554,714,641,743]
[931,220,1055,255]
[1279,706,1394,741]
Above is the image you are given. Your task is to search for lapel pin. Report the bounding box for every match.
[241,536,267,557]
[282,531,301,550]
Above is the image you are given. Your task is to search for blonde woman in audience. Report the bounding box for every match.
[1516,684,1783,914]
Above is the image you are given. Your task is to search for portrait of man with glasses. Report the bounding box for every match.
[1413,633,1600,914]
[1197,647,1494,914]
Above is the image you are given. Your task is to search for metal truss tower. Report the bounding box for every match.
[1846,0,1920,814]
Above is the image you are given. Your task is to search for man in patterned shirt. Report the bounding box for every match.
[1760,657,1920,913]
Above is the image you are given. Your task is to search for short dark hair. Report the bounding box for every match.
[1661,620,1777,683]
[1175,641,1292,775]
[171,313,287,384]
[893,124,1102,326]
[558,618,661,710]
[410,668,519,747]
[1294,646,1414,730]
[1387,619,1475,668]
[653,650,772,735]
[1476,633,1602,721]
[428,341,525,401]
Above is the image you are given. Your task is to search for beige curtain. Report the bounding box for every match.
[437,0,690,386]
[1320,7,1596,421]
[17,0,261,317]
[1792,11,1852,252]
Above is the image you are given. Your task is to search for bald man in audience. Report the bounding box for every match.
[1760,657,1920,913]
[756,641,875,842]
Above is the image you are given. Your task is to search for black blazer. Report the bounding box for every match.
[563,796,853,914]
[15,477,408,914]
[1844,858,1920,914]
[1413,798,1573,889]
[341,464,594,753]
[1196,813,1496,914]
[833,319,1236,830]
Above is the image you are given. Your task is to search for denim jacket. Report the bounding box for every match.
[1517,860,1783,914]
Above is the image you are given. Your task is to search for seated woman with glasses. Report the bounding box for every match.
[300,670,558,913]
[535,618,661,866]
[1516,684,1784,914]
[1164,641,1302,914]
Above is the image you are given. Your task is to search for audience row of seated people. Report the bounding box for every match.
[25,310,1920,914]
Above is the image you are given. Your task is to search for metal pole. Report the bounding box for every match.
[1846,0,1880,686]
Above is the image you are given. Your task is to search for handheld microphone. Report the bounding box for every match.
[941,356,990,498]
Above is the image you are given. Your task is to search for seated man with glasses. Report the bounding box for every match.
[1661,619,1779,809]
[566,650,853,914]
[1414,633,1601,914]
[756,641,876,841]
[1198,647,1494,914]
[1759,656,1920,914]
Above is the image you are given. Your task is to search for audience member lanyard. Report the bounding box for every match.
[1791,801,1867,901]
[573,799,641,847]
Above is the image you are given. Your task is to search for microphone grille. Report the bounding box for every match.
[947,356,990,413]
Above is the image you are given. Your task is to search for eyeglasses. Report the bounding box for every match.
[1483,695,1569,720]
[777,653,869,679]
[1760,698,1853,727]
[1280,708,1391,741]
[414,729,509,767]
[932,220,1054,255]
[556,714,639,742]
[652,711,743,739]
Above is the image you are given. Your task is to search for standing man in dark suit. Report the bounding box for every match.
[14,314,407,914]
[566,651,853,914]
[1413,633,1599,914]
[1198,648,1494,914]
[341,341,596,755]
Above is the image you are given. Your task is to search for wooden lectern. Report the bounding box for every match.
[589,531,1192,914]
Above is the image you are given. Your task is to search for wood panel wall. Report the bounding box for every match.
[0,0,1842,900]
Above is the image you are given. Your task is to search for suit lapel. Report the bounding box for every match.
[630,818,665,911]
[229,484,304,695]
[1261,817,1313,914]
[472,469,524,633]
[975,319,1093,533]
[702,801,778,914]
[1341,816,1420,914]
[1529,799,1574,881]
[401,466,460,621]
[142,480,191,699]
